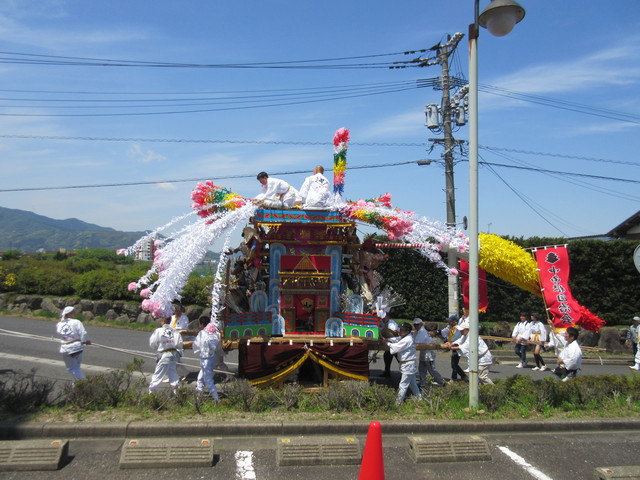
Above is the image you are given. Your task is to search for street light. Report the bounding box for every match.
[468,0,525,408]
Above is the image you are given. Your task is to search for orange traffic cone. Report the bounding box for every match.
[358,421,384,480]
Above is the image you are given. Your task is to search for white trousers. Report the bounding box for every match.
[149,353,180,393]
[62,351,85,381]
[196,356,219,401]
[397,372,422,405]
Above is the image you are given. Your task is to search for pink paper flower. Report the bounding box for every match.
[116,249,127,255]
[141,299,153,311]
[140,288,152,298]
[127,282,137,292]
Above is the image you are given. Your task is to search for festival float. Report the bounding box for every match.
[119,128,605,387]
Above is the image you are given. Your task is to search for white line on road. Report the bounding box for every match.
[0,351,116,375]
[497,445,554,480]
[235,450,257,479]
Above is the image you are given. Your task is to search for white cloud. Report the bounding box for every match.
[129,144,166,164]
[154,182,178,192]
[484,36,640,108]
[361,110,423,139]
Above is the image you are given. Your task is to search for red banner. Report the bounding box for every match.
[459,259,488,312]
[534,246,581,329]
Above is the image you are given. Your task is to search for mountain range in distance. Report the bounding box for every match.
[0,205,146,252]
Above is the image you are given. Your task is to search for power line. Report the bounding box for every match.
[0,49,432,70]
[0,156,636,194]
[0,132,636,168]
[0,160,425,193]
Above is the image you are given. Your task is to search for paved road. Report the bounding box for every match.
[2,429,640,479]
[0,314,636,389]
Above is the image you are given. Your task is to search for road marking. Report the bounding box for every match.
[235,450,257,479]
[0,352,142,377]
[497,445,554,480]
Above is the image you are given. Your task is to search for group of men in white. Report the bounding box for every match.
[253,166,333,209]
[511,311,582,381]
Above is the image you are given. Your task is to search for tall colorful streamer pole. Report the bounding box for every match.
[332,127,350,206]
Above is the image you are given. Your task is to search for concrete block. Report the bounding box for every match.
[408,435,491,463]
[0,439,68,471]
[594,466,640,479]
[277,436,361,466]
[119,437,214,469]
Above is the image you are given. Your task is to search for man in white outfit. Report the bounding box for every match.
[170,303,190,330]
[412,318,445,387]
[552,326,582,381]
[446,319,494,385]
[512,312,531,368]
[56,306,91,382]
[386,322,422,405]
[299,165,332,209]
[192,317,221,401]
[148,317,183,394]
[253,172,301,208]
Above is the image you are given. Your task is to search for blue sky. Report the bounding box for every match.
[0,1,638,249]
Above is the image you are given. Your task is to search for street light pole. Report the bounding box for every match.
[467,0,525,408]
[468,0,481,408]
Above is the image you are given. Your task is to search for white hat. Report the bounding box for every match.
[634,316,640,322]
[456,320,470,331]
[413,317,423,324]
[61,306,75,319]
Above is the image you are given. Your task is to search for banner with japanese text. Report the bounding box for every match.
[533,246,581,328]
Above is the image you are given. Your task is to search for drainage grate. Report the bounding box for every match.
[408,435,491,463]
[277,436,361,466]
[0,439,68,471]
[119,438,214,469]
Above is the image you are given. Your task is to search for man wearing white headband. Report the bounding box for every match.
[56,306,91,382]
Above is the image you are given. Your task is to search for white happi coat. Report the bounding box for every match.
[454,334,493,366]
[255,177,300,207]
[528,320,548,343]
[559,340,582,371]
[149,324,183,357]
[512,320,531,341]
[299,173,331,209]
[56,318,89,354]
[193,328,220,359]
[387,334,418,374]
[170,313,189,330]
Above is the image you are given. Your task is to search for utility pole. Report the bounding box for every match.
[424,33,465,318]
[439,40,458,318]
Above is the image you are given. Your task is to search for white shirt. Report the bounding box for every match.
[193,329,220,359]
[387,334,417,374]
[255,177,300,207]
[56,318,89,355]
[299,173,331,209]
[454,334,493,366]
[149,324,183,357]
[528,320,547,342]
[512,320,531,341]
[413,327,435,362]
[170,313,189,330]
[559,340,582,371]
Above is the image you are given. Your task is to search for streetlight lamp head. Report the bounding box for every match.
[479,0,526,37]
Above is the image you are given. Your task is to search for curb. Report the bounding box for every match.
[3,418,640,440]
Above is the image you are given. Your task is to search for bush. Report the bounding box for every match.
[14,262,75,295]
[0,369,57,413]
[181,274,214,306]
[220,378,258,411]
[64,359,146,409]
[73,269,130,300]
